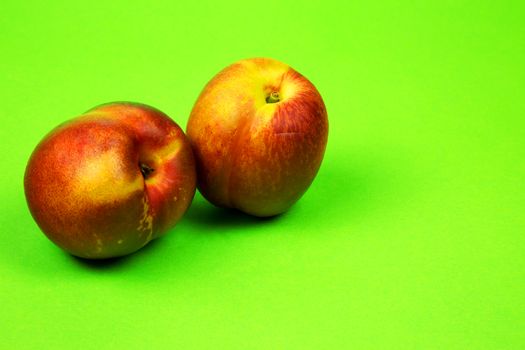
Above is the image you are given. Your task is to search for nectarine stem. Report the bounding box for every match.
[266,91,280,103]
[139,163,154,179]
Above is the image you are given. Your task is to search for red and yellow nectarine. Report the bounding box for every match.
[187,58,328,217]
[24,102,196,259]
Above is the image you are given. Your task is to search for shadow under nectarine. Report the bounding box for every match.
[183,193,282,231]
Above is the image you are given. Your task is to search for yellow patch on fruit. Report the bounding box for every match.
[151,139,183,163]
[280,77,302,102]
[72,151,143,203]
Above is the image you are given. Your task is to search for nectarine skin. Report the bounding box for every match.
[187,58,328,217]
[24,102,196,259]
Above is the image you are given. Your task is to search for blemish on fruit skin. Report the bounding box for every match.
[117,239,123,244]
[137,196,154,243]
[95,235,102,253]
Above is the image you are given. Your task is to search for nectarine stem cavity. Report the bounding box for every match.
[266,91,280,103]
[139,163,154,179]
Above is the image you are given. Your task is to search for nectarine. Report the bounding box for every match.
[24,102,196,259]
[187,58,328,217]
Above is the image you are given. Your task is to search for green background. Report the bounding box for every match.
[1,0,524,348]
